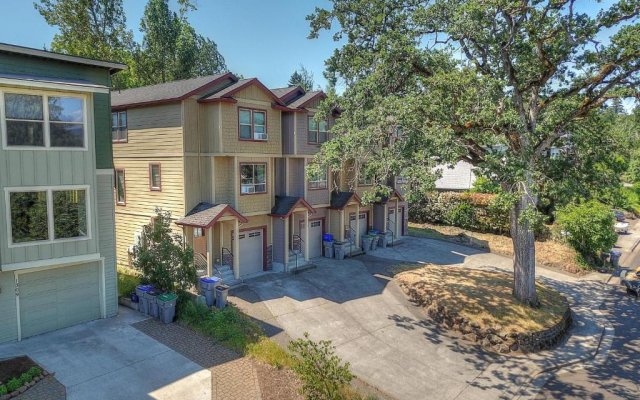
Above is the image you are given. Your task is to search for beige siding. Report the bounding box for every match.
[184,155,213,213]
[237,157,273,214]
[113,104,183,157]
[182,98,200,153]
[199,103,220,153]
[213,156,234,205]
[328,209,343,241]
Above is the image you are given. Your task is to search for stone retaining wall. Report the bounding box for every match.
[404,286,572,354]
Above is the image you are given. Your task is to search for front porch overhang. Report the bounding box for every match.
[270,196,316,219]
[175,202,248,229]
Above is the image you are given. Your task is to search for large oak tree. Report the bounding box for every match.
[308,0,640,306]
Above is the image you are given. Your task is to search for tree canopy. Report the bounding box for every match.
[288,64,315,91]
[308,0,640,306]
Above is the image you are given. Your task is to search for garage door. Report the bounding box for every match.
[18,263,101,339]
[301,220,323,259]
[239,229,264,276]
[388,208,397,236]
[349,212,368,239]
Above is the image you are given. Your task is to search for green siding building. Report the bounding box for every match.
[0,43,125,343]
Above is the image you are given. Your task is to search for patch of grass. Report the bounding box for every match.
[117,271,140,298]
[408,225,448,240]
[247,337,296,370]
[396,263,568,333]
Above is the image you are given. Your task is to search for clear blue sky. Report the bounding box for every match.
[0,0,339,90]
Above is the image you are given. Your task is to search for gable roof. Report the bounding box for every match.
[288,90,326,109]
[0,42,126,73]
[175,202,248,228]
[270,196,316,218]
[111,72,234,109]
[330,191,362,210]
[199,77,284,105]
[271,86,301,99]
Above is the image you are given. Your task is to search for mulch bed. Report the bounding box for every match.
[254,361,303,400]
[0,357,38,385]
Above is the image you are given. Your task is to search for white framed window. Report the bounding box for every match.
[112,111,127,142]
[240,163,267,194]
[1,89,87,150]
[5,185,91,247]
[238,108,267,141]
[308,167,328,190]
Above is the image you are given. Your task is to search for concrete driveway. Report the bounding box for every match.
[0,307,210,400]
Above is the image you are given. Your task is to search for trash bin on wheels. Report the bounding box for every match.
[215,285,230,309]
[146,290,160,318]
[361,235,374,254]
[200,276,221,307]
[323,240,334,258]
[136,284,153,314]
[610,250,622,268]
[157,293,178,324]
[334,241,346,260]
[378,233,388,248]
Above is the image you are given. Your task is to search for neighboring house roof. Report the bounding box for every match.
[270,196,316,218]
[199,77,285,105]
[271,86,301,100]
[0,72,110,92]
[111,72,234,108]
[434,160,477,191]
[0,42,126,73]
[330,191,362,210]
[175,202,248,228]
[287,90,326,109]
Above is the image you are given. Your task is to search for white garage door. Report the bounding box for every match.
[388,208,397,236]
[18,263,101,339]
[239,229,264,276]
[301,220,323,259]
[349,212,368,240]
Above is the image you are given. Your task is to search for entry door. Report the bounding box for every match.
[388,208,397,236]
[350,212,367,236]
[301,219,323,259]
[239,229,264,276]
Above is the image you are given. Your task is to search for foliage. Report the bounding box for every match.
[5,378,20,393]
[288,332,354,400]
[622,184,640,215]
[1,366,42,394]
[289,64,315,91]
[132,208,197,293]
[247,337,297,370]
[0,385,6,396]
[470,176,501,194]
[555,201,617,262]
[445,203,475,229]
[117,271,140,297]
[307,0,640,305]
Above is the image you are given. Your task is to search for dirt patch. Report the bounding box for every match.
[396,263,570,353]
[0,356,38,385]
[409,222,584,275]
[254,361,303,400]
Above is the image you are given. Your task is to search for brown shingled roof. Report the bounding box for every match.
[329,191,362,210]
[287,90,326,109]
[270,196,316,218]
[199,77,284,105]
[175,202,248,228]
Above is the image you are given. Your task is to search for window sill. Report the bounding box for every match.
[8,235,91,249]
[239,138,269,142]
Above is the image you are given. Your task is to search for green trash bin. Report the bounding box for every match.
[157,293,178,324]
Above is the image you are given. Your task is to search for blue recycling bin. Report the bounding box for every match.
[135,284,153,314]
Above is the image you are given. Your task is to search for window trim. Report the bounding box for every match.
[4,185,92,248]
[1,88,89,151]
[115,168,126,205]
[112,110,128,143]
[307,115,328,145]
[239,162,268,195]
[149,163,162,191]
[308,167,328,190]
[237,107,268,142]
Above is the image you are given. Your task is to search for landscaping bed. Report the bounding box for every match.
[395,263,571,353]
[0,357,47,399]
[409,222,585,274]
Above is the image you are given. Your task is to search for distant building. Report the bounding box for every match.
[434,160,477,191]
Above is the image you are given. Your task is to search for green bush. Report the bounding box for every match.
[288,332,354,400]
[0,385,7,395]
[118,272,140,297]
[27,366,42,379]
[6,378,21,393]
[445,203,475,228]
[470,176,501,194]
[556,201,617,262]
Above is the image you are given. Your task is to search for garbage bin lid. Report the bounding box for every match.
[215,284,230,291]
[158,293,178,302]
[148,290,160,296]
[136,284,153,292]
[611,250,622,256]
[200,276,221,283]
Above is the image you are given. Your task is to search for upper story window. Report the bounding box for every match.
[308,168,328,190]
[359,165,373,186]
[239,108,267,141]
[240,163,267,194]
[7,187,89,246]
[112,111,127,142]
[149,164,161,191]
[308,116,328,144]
[2,91,86,149]
[115,169,126,205]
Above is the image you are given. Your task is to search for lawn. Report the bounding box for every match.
[409,222,585,274]
[395,263,568,333]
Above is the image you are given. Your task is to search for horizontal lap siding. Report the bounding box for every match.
[238,157,272,214]
[288,158,305,197]
[214,157,234,205]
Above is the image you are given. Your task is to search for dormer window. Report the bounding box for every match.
[239,108,267,141]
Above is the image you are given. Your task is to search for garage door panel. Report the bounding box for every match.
[19,263,101,339]
[302,220,323,259]
[239,229,264,276]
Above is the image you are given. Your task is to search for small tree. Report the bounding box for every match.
[288,333,354,400]
[132,208,197,293]
[556,201,617,265]
[288,64,315,91]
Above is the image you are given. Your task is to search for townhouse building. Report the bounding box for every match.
[0,43,124,343]
[111,74,407,284]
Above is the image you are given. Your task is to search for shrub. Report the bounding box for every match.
[0,385,7,395]
[132,208,197,293]
[288,332,354,400]
[556,201,617,262]
[117,271,140,297]
[470,176,501,194]
[6,378,21,393]
[27,366,42,379]
[445,203,475,228]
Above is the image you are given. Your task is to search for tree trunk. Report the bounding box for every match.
[510,183,539,307]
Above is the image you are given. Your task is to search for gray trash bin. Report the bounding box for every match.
[361,235,373,254]
[610,250,622,268]
[135,284,153,314]
[200,276,221,307]
[334,241,346,260]
[215,285,230,309]
[323,240,334,258]
[146,290,160,318]
[157,293,178,324]
[378,234,388,248]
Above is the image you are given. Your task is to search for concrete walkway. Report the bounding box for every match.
[236,236,609,400]
[0,307,211,400]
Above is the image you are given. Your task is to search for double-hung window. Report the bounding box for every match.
[308,116,328,144]
[2,91,86,149]
[308,167,328,190]
[239,108,267,141]
[112,111,127,142]
[7,187,89,246]
[115,169,126,205]
[240,163,267,194]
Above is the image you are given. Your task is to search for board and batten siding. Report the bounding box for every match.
[0,91,100,266]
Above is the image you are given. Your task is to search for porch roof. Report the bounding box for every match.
[175,202,248,228]
[329,191,362,210]
[270,196,316,218]
[376,189,405,204]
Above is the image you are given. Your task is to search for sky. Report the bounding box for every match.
[0,0,339,90]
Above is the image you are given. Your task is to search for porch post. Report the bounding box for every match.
[355,204,361,248]
[233,219,240,279]
[284,216,290,271]
[395,199,400,237]
[304,211,310,261]
[339,210,345,241]
[206,226,213,276]
[383,204,388,231]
